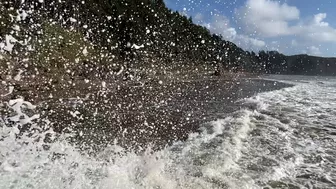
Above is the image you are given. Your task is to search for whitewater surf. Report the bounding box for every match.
[1,75,336,189]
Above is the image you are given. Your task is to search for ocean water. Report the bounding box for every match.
[1,75,336,189]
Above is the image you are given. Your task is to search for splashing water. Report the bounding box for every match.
[1,75,336,189]
[0,96,259,189]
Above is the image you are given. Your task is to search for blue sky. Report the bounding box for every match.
[164,0,336,57]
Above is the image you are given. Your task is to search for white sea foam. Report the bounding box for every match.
[1,75,336,188]
[0,97,259,188]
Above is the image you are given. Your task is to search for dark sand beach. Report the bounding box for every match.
[0,75,292,152]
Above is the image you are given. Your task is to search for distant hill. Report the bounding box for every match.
[258,51,336,76]
[286,55,336,75]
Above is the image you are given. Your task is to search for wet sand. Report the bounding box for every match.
[0,76,292,152]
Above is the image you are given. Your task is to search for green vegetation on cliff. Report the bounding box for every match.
[1,0,335,77]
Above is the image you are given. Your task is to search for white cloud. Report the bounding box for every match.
[222,28,237,41]
[291,39,298,46]
[237,0,299,37]
[234,0,336,56]
[307,46,321,56]
[196,12,265,49]
[313,13,328,27]
[301,13,336,42]
[237,0,336,43]
[235,35,266,48]
[207,14,232,38]
[194,13,204,23]
[186,0,336,56]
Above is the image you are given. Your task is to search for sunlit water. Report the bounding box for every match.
[1,75,336,189]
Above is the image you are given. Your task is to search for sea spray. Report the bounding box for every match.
[0,97,259,188]
[1,75,335,188]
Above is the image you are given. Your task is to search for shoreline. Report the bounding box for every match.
[0,75,293,152]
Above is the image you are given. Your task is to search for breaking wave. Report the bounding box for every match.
[1,75,336,188]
